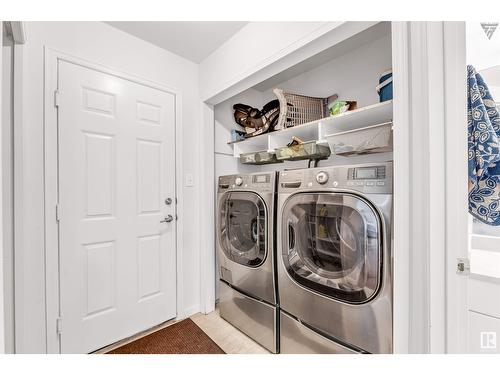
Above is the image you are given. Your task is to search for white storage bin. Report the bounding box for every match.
[325,122,392,156]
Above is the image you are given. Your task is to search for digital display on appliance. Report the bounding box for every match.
[254,175,268,183]
[355,168,377,179]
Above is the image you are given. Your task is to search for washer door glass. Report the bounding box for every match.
[219,192,267,267]
[282,192,382,304]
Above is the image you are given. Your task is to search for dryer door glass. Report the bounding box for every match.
[219,192,267,267]
[282,193,382,304]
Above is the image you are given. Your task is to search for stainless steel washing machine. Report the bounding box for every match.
[217,172,278,353]
[277,162,393,354]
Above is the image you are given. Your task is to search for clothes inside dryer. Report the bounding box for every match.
[283,192,381,304]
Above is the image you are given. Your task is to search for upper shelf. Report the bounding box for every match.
[229,100,393,157]
[318,100,393,134]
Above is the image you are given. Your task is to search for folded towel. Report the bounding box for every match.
[468,65,500,225]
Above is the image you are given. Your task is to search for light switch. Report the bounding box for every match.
[185,173,194,187]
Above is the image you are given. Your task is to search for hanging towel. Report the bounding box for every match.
[468,65,500,225]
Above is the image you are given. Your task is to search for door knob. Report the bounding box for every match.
[160,215,174,223]
[165,198,172,205]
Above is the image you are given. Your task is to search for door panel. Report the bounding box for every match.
[281,192,382,304]
[58,61,177,353]
[218,192,267,267]
[83,132,115,217]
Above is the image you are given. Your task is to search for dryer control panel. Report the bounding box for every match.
[278,162,392,194]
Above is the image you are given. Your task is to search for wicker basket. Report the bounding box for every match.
[273,88,338,130]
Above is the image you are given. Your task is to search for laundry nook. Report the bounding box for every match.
[1,14,500,365]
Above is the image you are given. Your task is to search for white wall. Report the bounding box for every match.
[16,21,201,353]
[215,88,263,157]
[200,22,337,102]
[466,22,500,72]
[260,33,392,108]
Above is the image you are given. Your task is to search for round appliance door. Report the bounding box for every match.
[219,191,267,267]
[282,192,382,304]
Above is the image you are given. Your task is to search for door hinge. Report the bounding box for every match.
[55,204,60,222]
[54,90,60,107]
[56,317,63,335]
[457,257,470,275]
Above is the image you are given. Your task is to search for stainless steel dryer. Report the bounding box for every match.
[217,172,278,353]
[277,162,393,354]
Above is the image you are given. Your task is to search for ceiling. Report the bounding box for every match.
[106,21,248,63]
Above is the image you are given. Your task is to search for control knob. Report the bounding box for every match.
[316,171,329,184]
[235,177,243,186]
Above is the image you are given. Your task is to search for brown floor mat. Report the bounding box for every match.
[107,318,225,354]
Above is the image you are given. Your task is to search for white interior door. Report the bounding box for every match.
[57,60,177,353]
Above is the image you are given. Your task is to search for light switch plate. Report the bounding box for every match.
[185,173,194,187]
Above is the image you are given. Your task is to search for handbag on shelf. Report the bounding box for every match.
[233,100,280,138]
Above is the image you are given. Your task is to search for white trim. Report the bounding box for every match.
[199,102,216,314]
[391,21,411,354]
[408,23,432,352]
[42,47,185,353]
[0,22,5,355]
[183,304,201,319]
[395,22,449,353]
[43,47,59,354]
[443,21,468,353]
[425,22,447,353]
[13,43,25,353]
[392,21,451,354]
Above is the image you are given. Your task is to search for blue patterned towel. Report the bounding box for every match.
[468,65,500,225]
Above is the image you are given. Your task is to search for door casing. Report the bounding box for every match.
[43,48,185,353]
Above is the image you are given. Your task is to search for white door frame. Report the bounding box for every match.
[43,47,185,353]
[0,22,5,355]
[442,22,469,353]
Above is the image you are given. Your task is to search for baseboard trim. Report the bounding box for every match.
[183,305,201,318]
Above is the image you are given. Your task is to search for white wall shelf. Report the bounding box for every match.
[229,100,393,158]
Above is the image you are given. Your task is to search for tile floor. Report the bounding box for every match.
[190,308,270,354]
[96,307,269,354]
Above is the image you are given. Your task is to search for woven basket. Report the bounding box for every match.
[273,88,338,130]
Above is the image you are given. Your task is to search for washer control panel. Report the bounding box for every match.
[218,172,275,192]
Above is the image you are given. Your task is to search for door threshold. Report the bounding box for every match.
[92,318,179,354]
